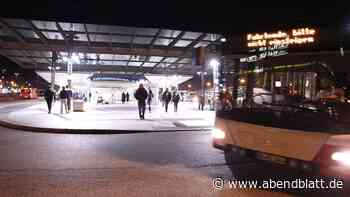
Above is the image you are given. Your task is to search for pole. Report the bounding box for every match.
[201,70,205,102]
[51,51,56,90]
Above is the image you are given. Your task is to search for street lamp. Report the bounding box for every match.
[220,37,227,42]
[206,81,211,87]
[197,71,207,101]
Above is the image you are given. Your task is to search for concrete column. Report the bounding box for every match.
[232,59,240,106]
[263,72,268,89]
[50,68,56,90]
[51,51,57,90]
[67,62,73,89]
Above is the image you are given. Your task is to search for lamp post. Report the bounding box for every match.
[197,71,207,101]
[209,59,220,109]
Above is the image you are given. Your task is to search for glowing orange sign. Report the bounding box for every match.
[247,28,316,48]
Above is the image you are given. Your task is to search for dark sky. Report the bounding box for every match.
[0,1,349,34]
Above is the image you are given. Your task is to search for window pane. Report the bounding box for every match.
[133,36,152,44]
[4,19,31,28]
[134,27,158,36]
[143,62,156,67]
[149,56,164,62]
[42,32,64,40]
[59,22,84,32]
[154,38,173,46]
[159,29,181,38]
[18,30,39,39]
[114,55,130,61]
[182,32,202,39]
[163,57,178,63]
[128,62,142,66]
[174,40,192,47]
[32,20,58,30]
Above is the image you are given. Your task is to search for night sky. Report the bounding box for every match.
[0,1,349,34]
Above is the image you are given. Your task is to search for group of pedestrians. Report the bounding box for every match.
[44,85,73,114]
[121,92,130,104]
[134,84,180,120]
[161,88,180,112]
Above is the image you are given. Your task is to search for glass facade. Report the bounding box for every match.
[216,59,350,133]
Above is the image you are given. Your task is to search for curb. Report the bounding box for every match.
[0,119,212,135]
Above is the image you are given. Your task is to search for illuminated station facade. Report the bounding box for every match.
[220,25,350,105]
[0,17,223,105]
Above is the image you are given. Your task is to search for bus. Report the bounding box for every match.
[212,60,350,180]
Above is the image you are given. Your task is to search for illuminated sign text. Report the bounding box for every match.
[247,28,316,48]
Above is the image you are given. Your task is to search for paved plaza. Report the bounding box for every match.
[0,101,215,133]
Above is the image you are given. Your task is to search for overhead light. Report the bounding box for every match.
[275,81,282,87]
[209,59,219,68]
[71,53,80,64]
[220,37,227,42]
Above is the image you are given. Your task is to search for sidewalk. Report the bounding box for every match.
[0,101,215,133]
[0,99,42,108]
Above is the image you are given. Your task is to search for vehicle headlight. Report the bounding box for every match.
[331,151,350,166]
[211,128,225,139]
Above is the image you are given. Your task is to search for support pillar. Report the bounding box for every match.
[51,51,57,91]
[232,59,240,106]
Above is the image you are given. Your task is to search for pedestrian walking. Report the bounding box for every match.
[147,88,153,112]
[161,91,165,107]
[111,94,116,104]
[172,91,180,112]
[162,88,172,112]
[121,92,126,104]
[134,84,148,120]
[88,92,92,102]
[126,92,130,102]
[59,87,68,114]
[66,85,73,113]
[44,87,55,114]
[198,95,205,111]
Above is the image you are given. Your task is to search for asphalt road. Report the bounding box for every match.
[0,101,348,197]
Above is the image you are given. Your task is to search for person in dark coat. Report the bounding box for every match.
[162,88,172,112]
[147,89,153,112]
[198,95,205,111]
[172,91,180,112]
[121,92,126,104]
[59,87,68,114]
[88,92,92,102]
[44,87,55,114]
[66,85,73,113]
[126,92,130,102]
[134,84,148,120]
